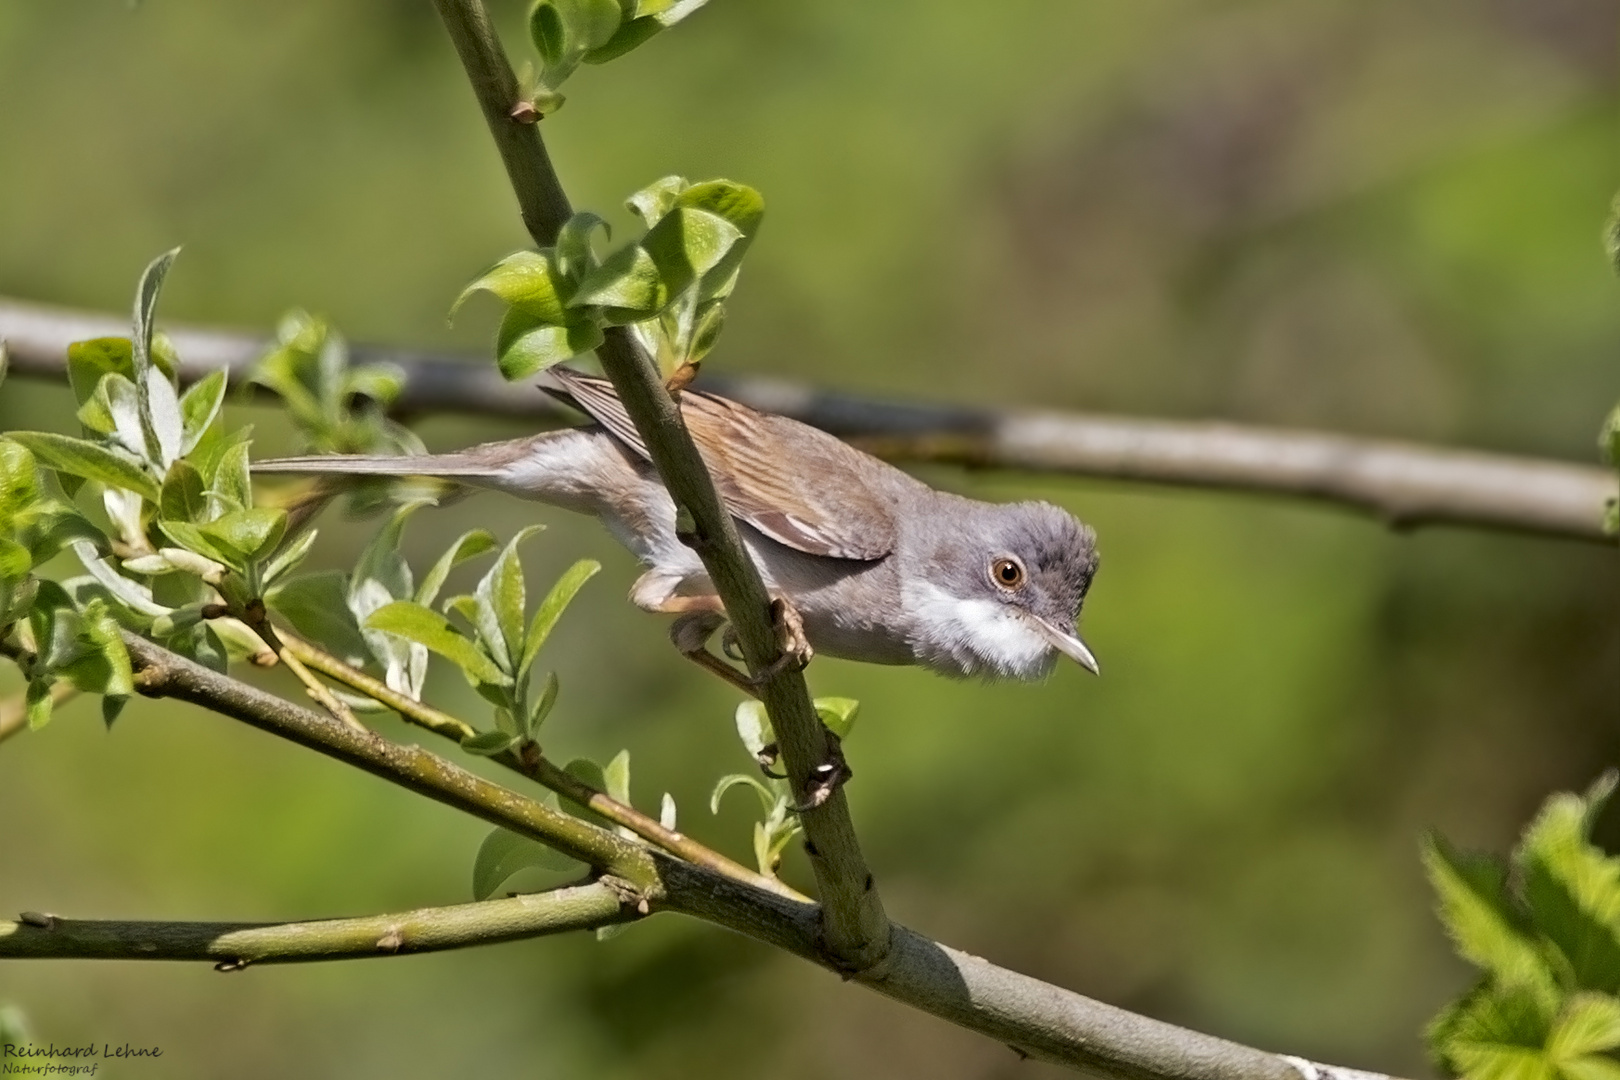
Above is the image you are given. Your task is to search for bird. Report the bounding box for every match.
[254,367,1100,691]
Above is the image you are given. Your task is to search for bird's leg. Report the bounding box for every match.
[637,572,814,696]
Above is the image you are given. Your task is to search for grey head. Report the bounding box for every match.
[905,499,1099,681]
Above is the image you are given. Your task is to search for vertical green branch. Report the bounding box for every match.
[426,0,890,969]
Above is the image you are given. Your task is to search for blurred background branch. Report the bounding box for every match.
[4,295,1611,542]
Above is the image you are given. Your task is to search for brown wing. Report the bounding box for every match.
[543,368,898,561]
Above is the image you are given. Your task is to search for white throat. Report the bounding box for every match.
[904,581,1056,680]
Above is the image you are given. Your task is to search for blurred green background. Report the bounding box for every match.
[2,1,1618,1076]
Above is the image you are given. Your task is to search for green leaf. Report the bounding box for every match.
[641,206,744,290]
[25,678,54,730]
[625,174,688,226]
[178,369,228,455]
[262,527,318,587]
[156,521,238,570]
[602,748,631,804]
[475,526,546,672]
[519,558,599,678]
[365,601,510,687]
[0,537,29,581]
[571,244,667,319]
[1517,786,1620,994]
[65,338,134,406]
[471,826,579,900]
[1599,405,1620,469]
[0,439,41,519]
[160,459,209,524]
[733,700,773,759]
[496,309,603,380]
[1423,834,1554,996]
[415,529,498,608]
[529,1,569,67]
[132,249,181,467]
[267,570,369,667]
[555,212,609,282]
[451,250,570,325]
[526,670,560,735]
[582,13,661,63]
[1605,192,1620,280]
[815,697,860,740]
[463,730,520,757]
[1551,994,1620,1059]
[201,508,287,564]
[7,432,160,503]
[710,772,775,816]
[211,439,253,514]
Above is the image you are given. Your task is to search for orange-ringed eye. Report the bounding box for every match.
[991,558,1024,590]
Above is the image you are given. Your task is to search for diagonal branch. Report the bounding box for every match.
[427,0,889,971]
[0,632,1408,1080]
[2,294,1611,542]
[277,628,809,902]
[115,630,664,892]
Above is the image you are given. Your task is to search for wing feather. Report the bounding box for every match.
[543,368,897,560]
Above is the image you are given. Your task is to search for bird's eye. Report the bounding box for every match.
[990,557,1025,590]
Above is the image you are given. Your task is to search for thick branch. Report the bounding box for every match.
[426,0,889,971]
[118,631,662,892]
[2,633,1407,1079]
[0,885,630,965]
[3,295,1610,542]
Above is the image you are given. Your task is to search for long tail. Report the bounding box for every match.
[253,452,503,479]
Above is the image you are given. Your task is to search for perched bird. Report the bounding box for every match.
[255,368,1100,689]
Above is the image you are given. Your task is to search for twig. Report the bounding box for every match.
[430,0,890,974]
[121,630,662,889]
[4,630,1412,1079]
[232,602,365,732]
[279,629,810,902]
[0,884,632,964]
[3,294,1611,542]
[0,682,78,746]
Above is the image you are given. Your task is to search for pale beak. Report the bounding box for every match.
[1031,617,1100,675]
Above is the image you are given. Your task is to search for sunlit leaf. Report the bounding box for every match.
[65,338,134,407]
[159,459,208,524]
[201,507,287,564]
[415,529,498,608]
[495,309,603,380]
[814,697,860,740]
[7,432,160,502]
[519,557,599,679]
[178,369,228,455]
[365,600,510,687]
[710,772,775,817]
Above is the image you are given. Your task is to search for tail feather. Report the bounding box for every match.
[252,454,500,479]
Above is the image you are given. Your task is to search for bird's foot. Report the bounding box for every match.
[793,730,851,813]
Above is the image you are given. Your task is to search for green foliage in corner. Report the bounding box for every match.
[1425,773,1620,1079]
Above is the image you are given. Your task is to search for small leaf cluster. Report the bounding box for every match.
[357,524,600,756]
[519,0,710,114]
[249,311,419,458]
[711,698,858,878]
[457,175,763,380]
[2,252,311,724]
[1425,772,1620,1079]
